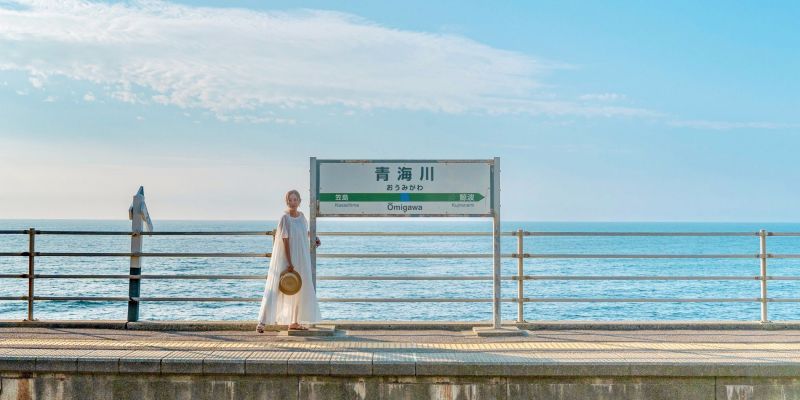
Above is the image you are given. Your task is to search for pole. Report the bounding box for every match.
[759,229,769,323]
[128,195,143,322]
[492,157,501,329]
[26,227,35,321]
[309,157,318,288]
[517,228,524,323]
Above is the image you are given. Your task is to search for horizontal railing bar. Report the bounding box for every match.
[0,231,275,236]
[130,297,505,302]
[318,253,502,258]
[514,275,762,281]
[522,297,761,303]
[33,252,271,257]
[32,231,132,236]
[139,231,273,236]
[321,231,497,236]
[4,296,800,303]
[524,232,761,237]
[7,230,800,237]
[1,252,781,259]
[138,274,261,280]
[24,274,488,281]
[524,254,759,259]
[1,230,502,236]
[22,252,122,257]
[0,274,264,280]
[319,298,504,303]
[133,297,258,302]
[9,252,522,258]
[34,274,135,279]
[318,275,498,280]
[2,230,498,236]
[32,296,129,301]
[520,298,759,303]
[6,274,799,281]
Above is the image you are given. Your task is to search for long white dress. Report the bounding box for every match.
[257,210,322,325]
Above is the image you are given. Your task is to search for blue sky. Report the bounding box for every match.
[0,0,798,221]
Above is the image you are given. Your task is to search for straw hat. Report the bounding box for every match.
[279,268,302,295]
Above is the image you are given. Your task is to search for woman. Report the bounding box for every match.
[257,190,322,332]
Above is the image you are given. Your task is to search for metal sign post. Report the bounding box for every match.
[491,157,502,330]
[309,157,318,288]
[309,158,521,336]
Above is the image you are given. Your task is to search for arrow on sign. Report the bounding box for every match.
[319,193,485,202]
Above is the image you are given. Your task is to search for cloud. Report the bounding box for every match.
[82,91,95,101]
[28,75,43,88]
[579,93,625,101]
[0,0,653,119]
[669,119,800,131]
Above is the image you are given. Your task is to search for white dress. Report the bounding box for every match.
[257,210,322,325]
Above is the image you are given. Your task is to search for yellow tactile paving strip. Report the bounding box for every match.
[3,338,800,352]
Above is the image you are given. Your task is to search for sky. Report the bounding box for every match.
[0,0,798,221]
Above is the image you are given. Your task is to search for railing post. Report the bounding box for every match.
[128,232,142,322]
[516,228,524,323]
[759,229,769,323]
[127,186,152,323]
[25,227,35,321]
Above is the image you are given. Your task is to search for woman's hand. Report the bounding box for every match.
[315,236,321,248]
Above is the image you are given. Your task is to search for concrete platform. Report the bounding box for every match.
[5,319,800,330]
[472,325,526,337]
[2,326,800,399]
[285,324,338,337]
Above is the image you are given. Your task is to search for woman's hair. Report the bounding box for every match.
[285,189,301,205]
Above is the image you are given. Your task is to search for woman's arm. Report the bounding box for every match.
[278,215,293,269]
[283,237,293,269]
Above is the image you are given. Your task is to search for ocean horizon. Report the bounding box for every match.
[2,219,799,322]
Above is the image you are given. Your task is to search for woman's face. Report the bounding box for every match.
[287,193,301,209]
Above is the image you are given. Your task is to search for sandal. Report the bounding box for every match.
[289,324,308,331]
[256,323,265,333]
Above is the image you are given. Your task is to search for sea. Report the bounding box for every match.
[1,219,799,322]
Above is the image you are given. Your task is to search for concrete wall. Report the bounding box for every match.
[3,372,800,400]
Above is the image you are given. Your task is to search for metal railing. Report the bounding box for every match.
[1,228,798,323]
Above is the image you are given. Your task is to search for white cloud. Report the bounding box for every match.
[579,93,625,101]
[43,95,56,102]
[111,90,143,104]
[28,75,43,88]
[82,91,95,101]
[669,120,800,131]
[0,0,653,119]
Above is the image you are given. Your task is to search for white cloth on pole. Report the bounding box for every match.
[258,211,322,324]
[128,186,153,232]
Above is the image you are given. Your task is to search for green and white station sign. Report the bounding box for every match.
[313,160,494,217]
